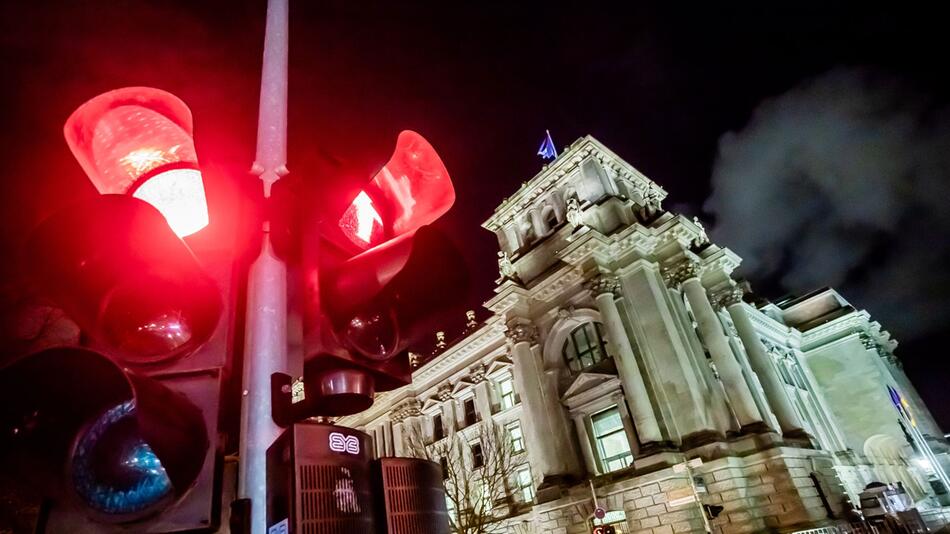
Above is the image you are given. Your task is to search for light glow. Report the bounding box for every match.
[336,131,454,250]
[340,191,384,247]
[133,168,209,237]
[64,87,209,237]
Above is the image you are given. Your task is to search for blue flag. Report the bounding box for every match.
[537,130,557,160]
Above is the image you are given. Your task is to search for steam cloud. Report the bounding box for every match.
[705,67,950,340]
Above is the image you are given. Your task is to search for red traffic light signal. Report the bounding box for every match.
[64,87,210,238]
[272,131,466,420]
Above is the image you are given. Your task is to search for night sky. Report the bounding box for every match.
[1,2,947,427]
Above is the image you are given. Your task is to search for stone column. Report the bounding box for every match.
[437,383,456,437]
[715,285,806,437]
[392,420,405,457]
[391,397,423,456]
[382,420,393,456]
[587,274,663,444]
[507,320,579,487]
[470,363,495,421]
[572,414,599,475]
[665,259,763,429]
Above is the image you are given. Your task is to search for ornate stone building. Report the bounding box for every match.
[337,136,947,534]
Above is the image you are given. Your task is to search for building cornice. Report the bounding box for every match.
[482,136,667,232]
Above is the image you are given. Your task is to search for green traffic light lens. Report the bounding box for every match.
[71,400,173,519]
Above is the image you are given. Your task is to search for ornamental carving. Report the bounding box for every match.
[436,382,454,401]
[661,259,701,288]
[391,398,422,423]
[505,321,538,345]
[711,285,744,310]
[469,363,488,384]
[585,274,620,296]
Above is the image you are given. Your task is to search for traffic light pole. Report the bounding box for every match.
[238,0,290,533]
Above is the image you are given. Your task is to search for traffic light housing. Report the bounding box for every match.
[274,130,466,421]
[0,87,237,532]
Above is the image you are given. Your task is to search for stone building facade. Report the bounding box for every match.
[337,136,947,534]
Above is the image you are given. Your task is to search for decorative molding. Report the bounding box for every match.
[436,382,454,401]
[469,363,488,383]
[505,321,538,345]
[585,274,620,297]
[391,398,422,423]
[661,258,701,288]
[711,284,744,311]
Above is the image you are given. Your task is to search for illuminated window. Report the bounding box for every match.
[563,322,609,372]
[496,375,516,410]
[515,465,534,503]
[591,406,633,473]
[471,443,484,469]
[506,421,525,454]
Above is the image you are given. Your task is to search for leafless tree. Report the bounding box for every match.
[403,419,527,534]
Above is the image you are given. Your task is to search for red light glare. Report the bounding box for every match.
[338,131,454,250]
[339,191,384,247]
[65,87,209,237]
[133,169,209,238]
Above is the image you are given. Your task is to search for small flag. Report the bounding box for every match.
[537,130,558,160]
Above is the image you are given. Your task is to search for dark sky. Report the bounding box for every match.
[1,2,947,426]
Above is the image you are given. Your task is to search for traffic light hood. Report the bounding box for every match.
[64,86,209,237]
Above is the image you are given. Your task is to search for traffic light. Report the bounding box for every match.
[0,87,236,532]
[273,130,467,421]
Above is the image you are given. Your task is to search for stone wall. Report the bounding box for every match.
[503,447,844,534]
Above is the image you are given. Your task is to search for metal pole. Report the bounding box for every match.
[238,0,289,533]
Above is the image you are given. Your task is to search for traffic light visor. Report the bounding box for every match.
[64,87,209,237]
[339,131,454,250]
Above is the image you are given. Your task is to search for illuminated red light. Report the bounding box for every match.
[64,87,209,237]
[338,131,454,250]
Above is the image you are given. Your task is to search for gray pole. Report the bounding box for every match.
[238,0,289,532]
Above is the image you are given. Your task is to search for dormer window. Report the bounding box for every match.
[563,322,609,373]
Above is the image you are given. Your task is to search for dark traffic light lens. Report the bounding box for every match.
[343,307,400,361]
[71,400,173,519]
[98,275,220,364]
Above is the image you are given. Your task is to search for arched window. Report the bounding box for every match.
[563,322,609,372]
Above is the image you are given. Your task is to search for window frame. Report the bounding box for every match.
[590,405,633,473]
[563,322,610,373]
[470,442,484,469]
[506,420,525,454]
[432,413,445,442]
[462,397,479,427]
[496,375,517,410]
[515,465,534,503]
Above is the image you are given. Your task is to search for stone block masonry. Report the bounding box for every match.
[523,447,843,534]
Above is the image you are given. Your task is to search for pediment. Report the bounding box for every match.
[561,372,619,401]
[486,356,513,376]
[421,396,442,413]
[451,380,475,396]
